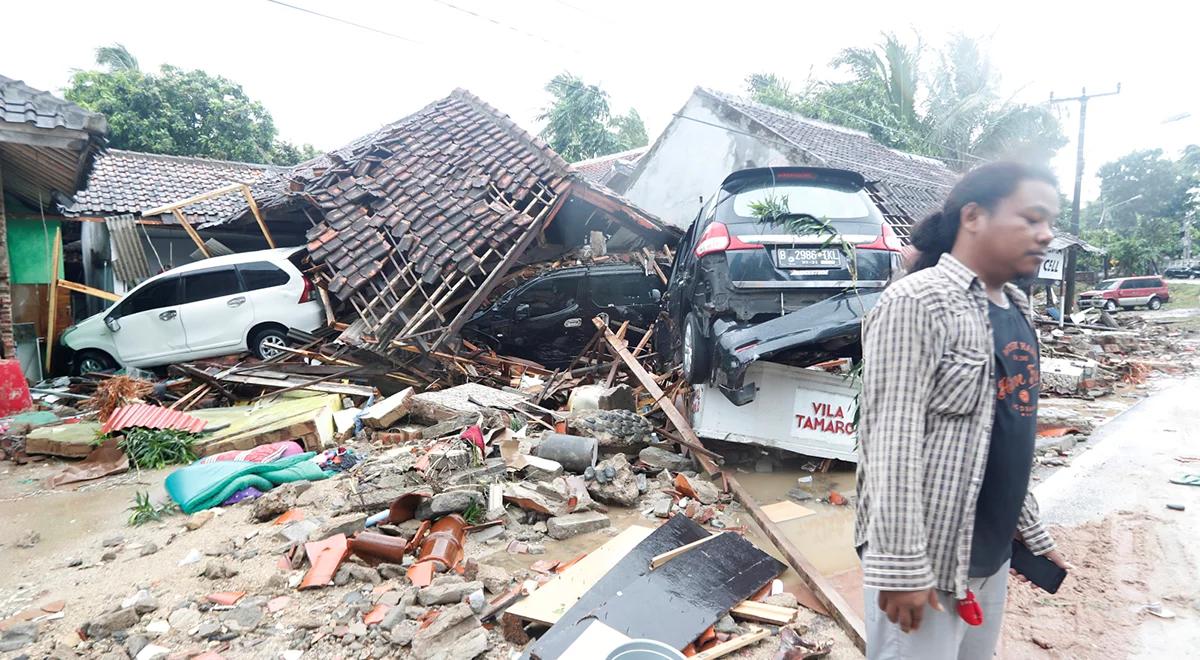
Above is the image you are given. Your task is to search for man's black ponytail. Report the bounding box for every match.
[908,162,1058,273]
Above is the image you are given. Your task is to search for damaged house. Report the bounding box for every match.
[617,87,958,236]
[219,89,676,382]
[0,74,106,382]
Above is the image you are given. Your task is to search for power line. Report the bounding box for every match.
[264,0,423,45]
[424,0,581,54]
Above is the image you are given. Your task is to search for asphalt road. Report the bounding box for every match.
[1033,377,1200,657]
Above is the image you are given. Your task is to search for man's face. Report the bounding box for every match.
[972,180,1059,279]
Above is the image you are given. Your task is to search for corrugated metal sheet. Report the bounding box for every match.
[107,215,152,287]
[101,403,207,435]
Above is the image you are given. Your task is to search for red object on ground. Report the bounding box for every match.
[0,360,32,417]
[300,534,349,590]
[363,604,391,626]
[407,560,436,588]
[272,509,305,525]
[100,403,207,435]
[1037,426,1081,438]
[206,592,246,606]
[829,490,847,506]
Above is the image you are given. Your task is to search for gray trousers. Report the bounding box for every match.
[864,561,1009,660]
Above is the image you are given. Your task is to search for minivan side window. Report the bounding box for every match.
[121,277,181,316]
[181,267,243,304]
[238,261,291,291]
[1147,278,1163,288]
[518,278,578,317]
[1120,280,1140,290]
[592,273,658,307]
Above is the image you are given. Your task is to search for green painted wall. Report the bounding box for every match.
[5,218,63,284]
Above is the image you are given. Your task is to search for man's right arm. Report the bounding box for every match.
[860,294,941,591]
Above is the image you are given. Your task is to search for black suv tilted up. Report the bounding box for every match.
[660,167,903,390]
[464,263,664,367]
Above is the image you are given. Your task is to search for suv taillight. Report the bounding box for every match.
[857,223,904,252]
[299,277,316,303]
[693,222,760,258]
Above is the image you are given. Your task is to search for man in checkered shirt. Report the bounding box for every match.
[856,162,1072,659]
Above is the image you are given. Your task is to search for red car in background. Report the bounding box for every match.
[1078,276,1170,312]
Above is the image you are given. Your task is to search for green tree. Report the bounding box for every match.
[94,43,139,72]
[747,33,1066,169]
[538,73,648,161]
[65,45,318,165]
[1082,148,1197,274]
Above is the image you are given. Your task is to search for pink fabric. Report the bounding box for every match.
[199,441,304,464]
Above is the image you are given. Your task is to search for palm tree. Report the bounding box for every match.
[95,44,139,72]
[833,33,923,130]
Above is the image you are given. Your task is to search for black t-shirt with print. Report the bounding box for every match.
[968,299,1040,577]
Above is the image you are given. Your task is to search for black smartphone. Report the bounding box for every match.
[1010,540,1067,593]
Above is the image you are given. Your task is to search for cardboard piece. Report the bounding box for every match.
[759,500,817,523]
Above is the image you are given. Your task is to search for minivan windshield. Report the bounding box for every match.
[729,183,874,221]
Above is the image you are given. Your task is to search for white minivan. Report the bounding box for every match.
[62,247,325,373]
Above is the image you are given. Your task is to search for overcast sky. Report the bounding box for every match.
[4,0,1194,202]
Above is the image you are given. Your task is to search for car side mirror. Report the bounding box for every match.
[650,289,662,302]
[104,315,121,332]
[514,303,531,321]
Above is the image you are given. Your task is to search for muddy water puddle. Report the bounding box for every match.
[730,463,859,577]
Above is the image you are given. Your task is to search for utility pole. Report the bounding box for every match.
[1050,84,1120,312]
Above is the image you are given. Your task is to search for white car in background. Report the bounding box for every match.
[62,247,324,373]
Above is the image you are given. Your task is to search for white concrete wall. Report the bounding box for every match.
[622,92,813,230]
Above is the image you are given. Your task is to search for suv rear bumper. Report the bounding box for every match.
[711,290,880,405]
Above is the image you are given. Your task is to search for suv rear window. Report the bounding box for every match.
[238,261,291,291]
[730,183,873,221]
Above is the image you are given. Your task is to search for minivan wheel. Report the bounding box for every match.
[73,350,116,376]
[1148,297,1163,310]
[251,328,289,360]
[681,312,711,385]
[1103,299,1119,312]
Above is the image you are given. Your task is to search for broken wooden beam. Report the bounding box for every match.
[723,471,866,652]
[692,627,769,660]
[592,316,721,475]
[649,532,722,569]
[57,279,120,302]
[729,600,796,625]
[360,387,414,429]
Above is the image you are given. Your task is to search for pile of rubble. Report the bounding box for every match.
[1035,308,1198,398]
[0,309,852,659]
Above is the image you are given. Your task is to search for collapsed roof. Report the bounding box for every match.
[236,89,675,357]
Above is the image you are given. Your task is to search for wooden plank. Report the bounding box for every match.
[507,525,654,625]
[44,227,61,371]
[649,532,722,569]
[729,601,796,625]
[142,182,245,216]
[724,472,866,652]
[240,185,276,248]
[605,324,652,388]
[692,627,770,660]
[592,317,721,476]
[170,209,210,257]
[216,372,374,397]
[57,279,120,302]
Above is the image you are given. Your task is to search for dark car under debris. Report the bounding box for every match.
[464,263,664,368]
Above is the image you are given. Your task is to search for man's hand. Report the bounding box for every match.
[1010,549,1074,589]
[877,589,944,633]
